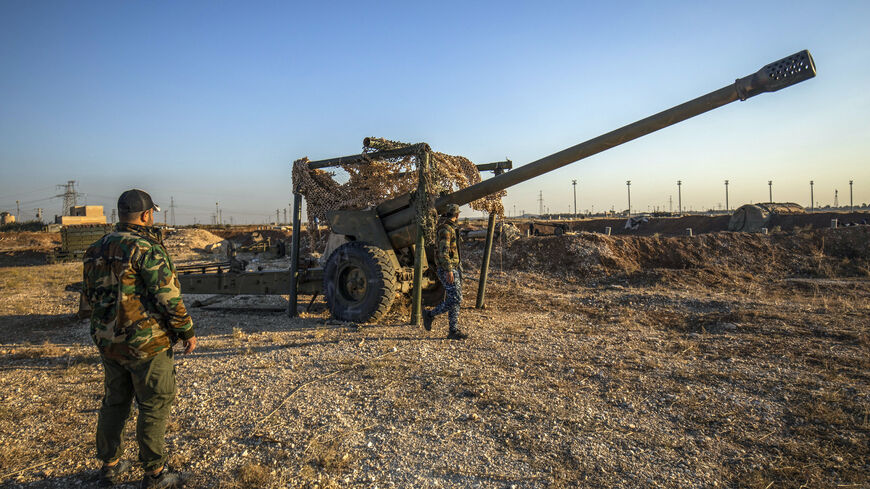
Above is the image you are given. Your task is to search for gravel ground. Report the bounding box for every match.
[0,244,868,488]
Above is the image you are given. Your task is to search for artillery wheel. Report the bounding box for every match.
[323,242,397,323]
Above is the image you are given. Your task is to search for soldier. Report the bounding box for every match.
[423,204,467,339]
[82,189,195,488]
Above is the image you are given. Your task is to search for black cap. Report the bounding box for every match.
[118,189,160,214]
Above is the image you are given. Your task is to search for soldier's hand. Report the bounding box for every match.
[183,336,197,354]
[446,270,455,284]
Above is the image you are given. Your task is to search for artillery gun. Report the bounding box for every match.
[179,50,816,323]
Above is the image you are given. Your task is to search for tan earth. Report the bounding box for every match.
[162,228,227,261]
[0,224,867,488]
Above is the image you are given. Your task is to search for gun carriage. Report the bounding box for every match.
[179,50,816,324]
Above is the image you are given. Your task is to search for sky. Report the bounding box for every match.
[1,0,869,224]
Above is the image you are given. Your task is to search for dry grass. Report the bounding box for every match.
[0,442,32,472]
[7,341,64,359]
[305,435,351,474]
[0,263,79,291]
[237,462,272,488]
[295,431,352,489]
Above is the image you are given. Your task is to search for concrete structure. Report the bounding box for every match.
[0,212,15,225]
[55,205,107,225]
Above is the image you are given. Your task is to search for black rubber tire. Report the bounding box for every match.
[323,242,397,323]
[554,226,565,236]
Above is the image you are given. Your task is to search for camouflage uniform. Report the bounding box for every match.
[83,222,194,472]
[429,219,462,332]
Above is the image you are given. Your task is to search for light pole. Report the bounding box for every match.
[677,180,682,214]
[810,181,814,212]
[768,180,773,203]
[626,180,632,216]
[215,202,219,225]
[16,200,20,219]
[724,180,729,212]
[572,179,577,217]
[849,180,852,212]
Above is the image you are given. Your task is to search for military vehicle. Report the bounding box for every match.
[179,50,816,323]
[47,223,114,263]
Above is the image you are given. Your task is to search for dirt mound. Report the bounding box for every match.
[509,211,870,237]
[0,232,62,266]
[559,215,731,236]
[0,229,229,265]
[0,232,61,252]
[163,228,226,259]
[769,211,869,230]
[492,227,870,282]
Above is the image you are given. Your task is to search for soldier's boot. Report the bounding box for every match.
[447,329,468,340]
[98,460,132,486]
[140,464,186,489]
[422,309,435,331]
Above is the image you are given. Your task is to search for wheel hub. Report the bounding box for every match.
[339,265,367,302]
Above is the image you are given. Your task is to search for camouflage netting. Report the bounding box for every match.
[292,138,505,246]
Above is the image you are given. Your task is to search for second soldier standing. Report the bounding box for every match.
[423,204,467,339]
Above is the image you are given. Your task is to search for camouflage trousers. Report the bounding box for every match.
[431,267,462,331]
[97,348,176,472]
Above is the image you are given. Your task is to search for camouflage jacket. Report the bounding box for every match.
[435,220,461,270]
[83,223,194,363]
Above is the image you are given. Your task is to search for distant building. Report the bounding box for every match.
[0,211,15,225]
[55,205,107,225]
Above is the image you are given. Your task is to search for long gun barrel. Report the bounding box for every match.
[442,50,815,208]
[383,50,815,248]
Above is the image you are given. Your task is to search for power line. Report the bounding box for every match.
[0,186,57,201]
[0,195,58,207]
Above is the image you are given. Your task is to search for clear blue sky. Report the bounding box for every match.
[1,0,868,223]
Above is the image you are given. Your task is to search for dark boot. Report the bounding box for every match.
[140,464,185,489]
[98,460,132,486]
[422,310,435,331]
[447,329,468,340]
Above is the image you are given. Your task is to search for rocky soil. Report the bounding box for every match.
[0,228,868,488]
